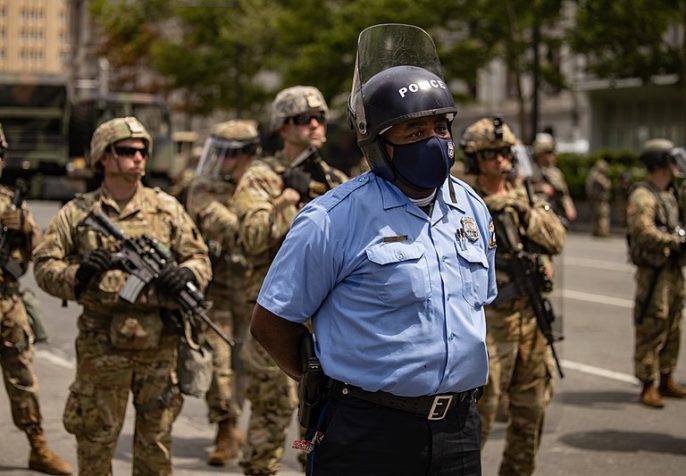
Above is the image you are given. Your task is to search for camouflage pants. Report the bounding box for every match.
[633,266,684,382]
[0,295,41,430]
[239,334,298,476]
[592,202,610,236]
[479,308,554,476]
[63,331,183,476]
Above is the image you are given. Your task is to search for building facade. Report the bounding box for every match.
[0,0,69,74]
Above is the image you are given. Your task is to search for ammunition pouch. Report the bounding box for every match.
[109,313,163,350]
[177,339,213,397]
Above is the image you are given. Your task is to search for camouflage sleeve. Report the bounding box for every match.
[627,187,680,252]
[234,164,298,256]
[32,203,80,301]
[166,196,212,290]
[23,204,42,253]
[525,197,566,255]
[188,190,239,248]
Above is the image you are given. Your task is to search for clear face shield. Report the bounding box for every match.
[669,147,686,178]
[196,136,257,180]
[349,23,446,137]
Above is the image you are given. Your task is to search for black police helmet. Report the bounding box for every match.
[354,65,457,182]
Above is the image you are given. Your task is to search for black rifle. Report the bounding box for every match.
[80,209,234,348]
[289,146,337,192]
[492,210,565,378]
[0,179,29,280]
[297,332,328,430]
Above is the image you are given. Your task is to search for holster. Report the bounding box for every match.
[298,332,330,430]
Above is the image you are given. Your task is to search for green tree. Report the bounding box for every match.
[569,0,683,83]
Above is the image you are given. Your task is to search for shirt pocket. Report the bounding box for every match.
[365,241,430,306]
[455,243,490,308]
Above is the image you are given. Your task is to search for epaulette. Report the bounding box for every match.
[315,172,373,212]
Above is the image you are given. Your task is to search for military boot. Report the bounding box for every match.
[659,373,686,398]
[640,381,664,408]
[207,418,244,466]
[26,426,73,475]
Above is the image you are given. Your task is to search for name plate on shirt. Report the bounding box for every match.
[383,235,408,243]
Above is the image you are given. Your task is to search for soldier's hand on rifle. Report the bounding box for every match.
[155,266,195,301]
[282,168,311,198]
[75,249,114,297]
[1,208,30,234]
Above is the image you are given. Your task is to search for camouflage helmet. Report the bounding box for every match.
[460,117,518,174]
[211,119,259,144]
[533,132,555,156]
[460,117,517,154]
[89,116,152,169]
[595,158,610,173]
[269,85,329,132]
[639,138,676,171]
[0,122,7,156]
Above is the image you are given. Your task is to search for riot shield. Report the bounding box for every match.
[349,23,445,137]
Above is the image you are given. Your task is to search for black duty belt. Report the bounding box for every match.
[331,380,475,421]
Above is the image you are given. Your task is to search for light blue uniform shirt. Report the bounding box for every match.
[258,172,497,397]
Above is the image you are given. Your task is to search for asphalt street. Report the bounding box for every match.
[0,201,684,475]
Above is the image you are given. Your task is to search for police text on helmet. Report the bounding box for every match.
[398,79,446,98]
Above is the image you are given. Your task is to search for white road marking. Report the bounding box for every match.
[35,349,75,369]
[562,289,634,308]
[563,256,632,272]
[561,359,639,385]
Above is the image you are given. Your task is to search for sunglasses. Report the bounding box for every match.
[222,143,259,158]
[478,147,513,161]
[288,112,326,126]
[112,146,149,158]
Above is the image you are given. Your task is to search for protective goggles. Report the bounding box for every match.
[221,142,259,158]
[288,111,326,126]
[111,146,149,158]
[477,147,513,161]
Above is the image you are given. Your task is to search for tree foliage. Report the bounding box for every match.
[569,0,684,82]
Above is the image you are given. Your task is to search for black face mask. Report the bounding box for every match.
[387,136,455,190]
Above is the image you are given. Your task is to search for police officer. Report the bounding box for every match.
[234,86,347,476]
[184,120,260,465]
[0,124,73,475]
[627,139,686,408]
[460,117,566,476]
[250,24,495,476]
[531,132,577,225]
[33,117,212,475]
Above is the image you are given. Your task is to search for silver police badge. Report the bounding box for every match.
[461,216,479,242]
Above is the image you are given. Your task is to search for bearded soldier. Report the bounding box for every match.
[184,120,260,465]
[33,117,211,475]
[628,139,686,408]
[0,123,73,475]
[234,86,346,476]
[460,117,566,476]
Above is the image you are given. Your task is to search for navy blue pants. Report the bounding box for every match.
[308,394,481,476]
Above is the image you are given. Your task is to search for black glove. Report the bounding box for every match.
[74,249,113,297]
[155,266,196,301]
[282,168,311,197]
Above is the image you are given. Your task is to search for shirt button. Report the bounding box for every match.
[396,251,405,260]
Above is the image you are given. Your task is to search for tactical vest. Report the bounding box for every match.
[626,181,681,267]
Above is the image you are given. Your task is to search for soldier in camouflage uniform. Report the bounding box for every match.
[460,117,566,476]
[586,159,612,237]
[184,120,260,466]
[32,117,212,475]
[0,124,73,475]
[234,86,346,476]
[530,132,577,226]
[627,139,686,408]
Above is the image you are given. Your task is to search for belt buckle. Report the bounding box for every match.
[428,395,453,420]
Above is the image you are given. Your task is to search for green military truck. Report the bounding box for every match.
[0,73,174,200]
